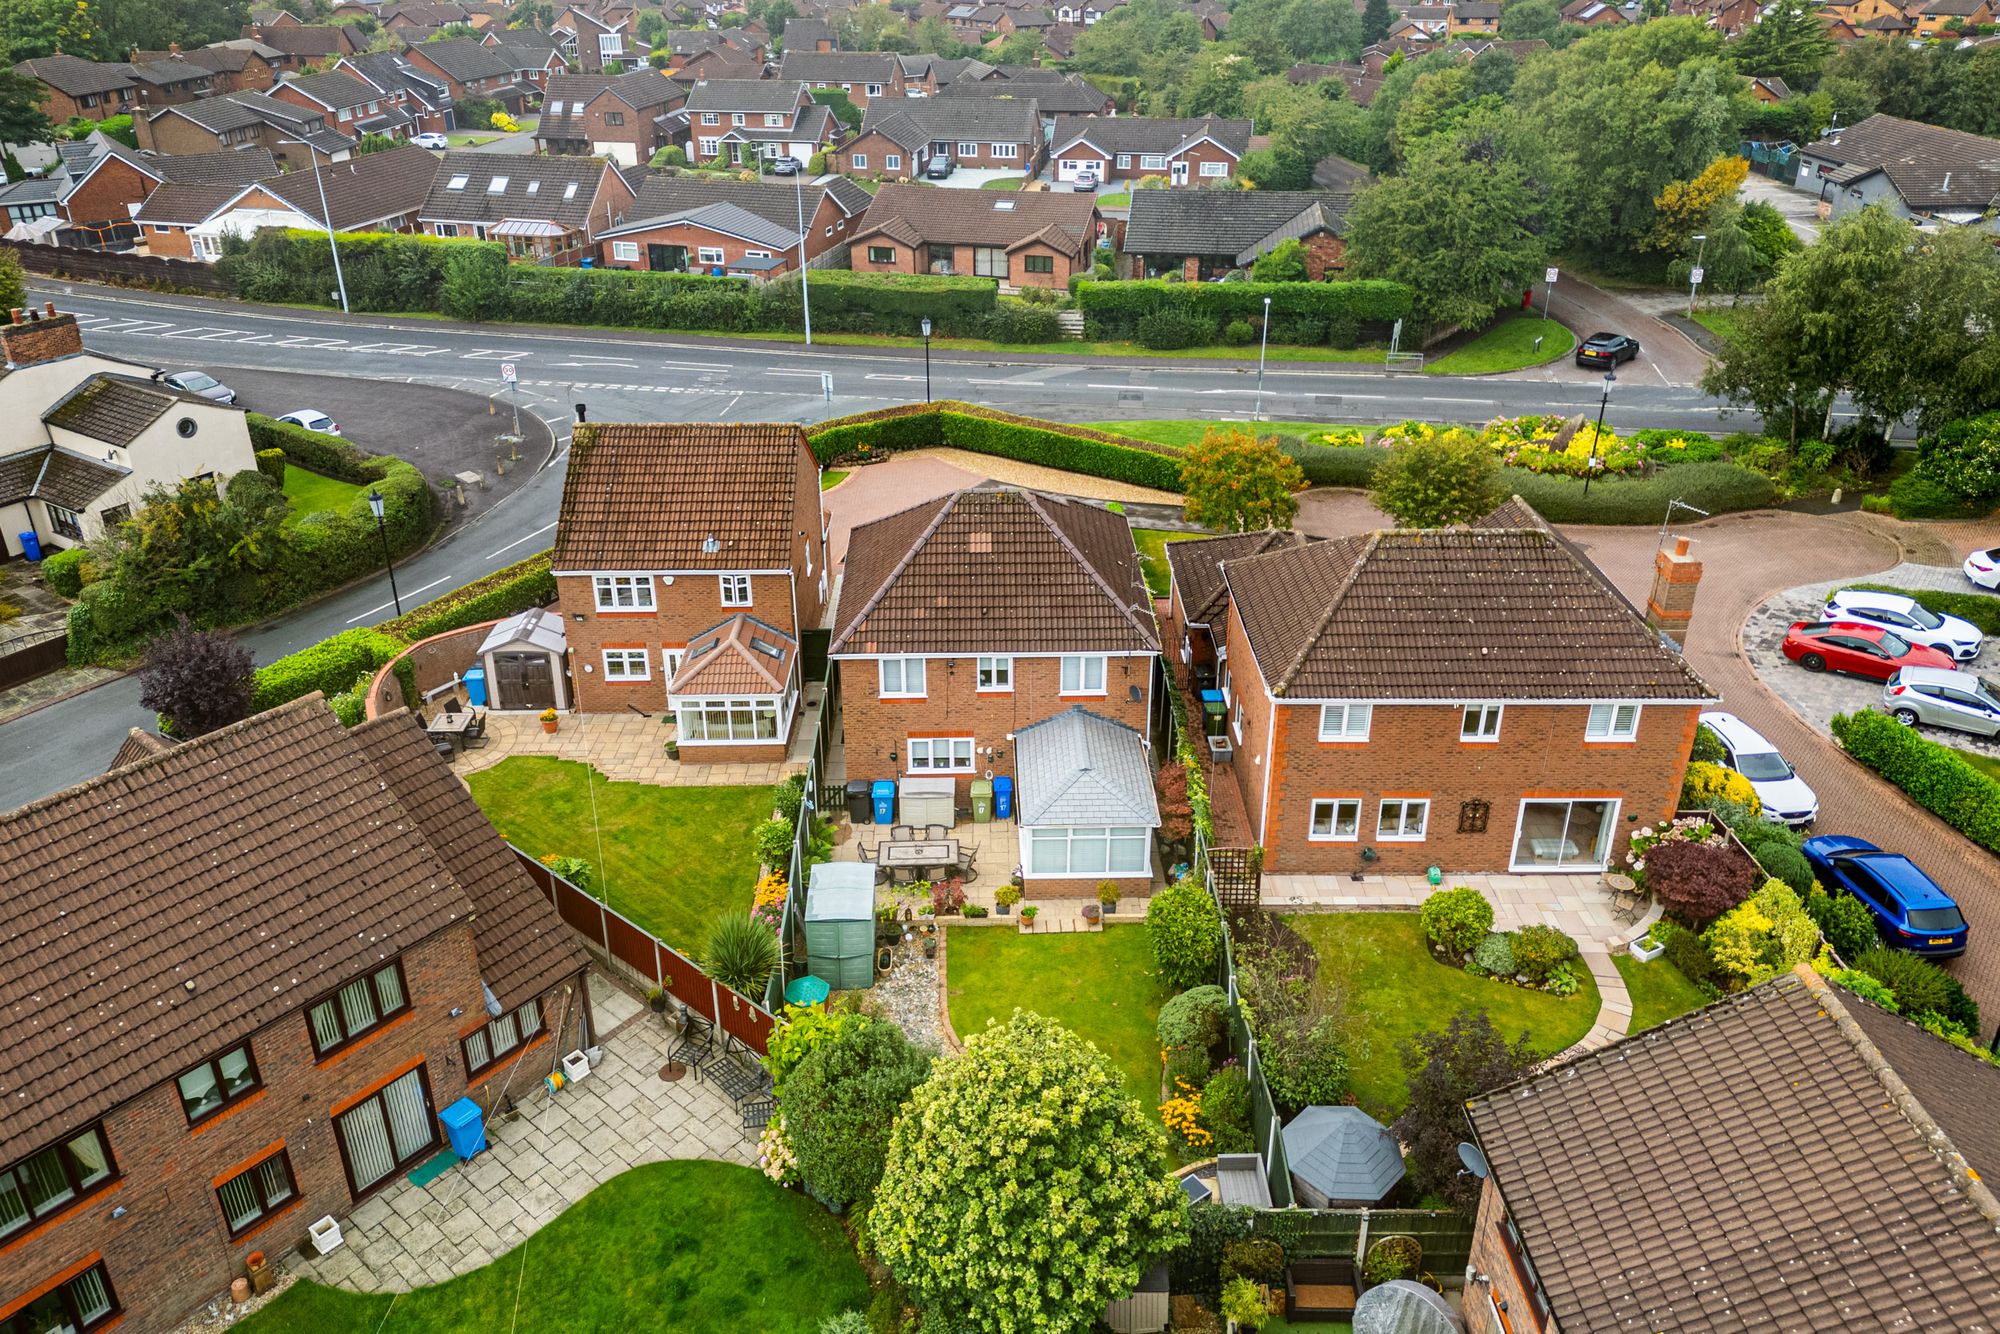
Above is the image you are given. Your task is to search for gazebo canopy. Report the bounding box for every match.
[1283,1105,1405,1204]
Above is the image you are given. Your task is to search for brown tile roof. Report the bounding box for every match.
[263,144,440,229]
[0,449,46,504]
[0,697,477,1163]
[107,728,177,771]
[36,449,129,508]
[1165,529,1311,627]
[1468,971,2000,1333]
[669,613,796,695]
[852,183,1095,255]
[1222,498,1712,701]
[347,711,589,1007]
[553,421,811,571]
[43,373,218,446]
[831,488,1159,656]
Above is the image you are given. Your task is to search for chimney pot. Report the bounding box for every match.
[7,309,19,325]
[1673,536,1689,557]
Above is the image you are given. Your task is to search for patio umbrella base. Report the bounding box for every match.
[659,1062,690,1082]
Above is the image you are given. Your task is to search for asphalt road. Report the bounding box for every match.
[0,282,1762,809]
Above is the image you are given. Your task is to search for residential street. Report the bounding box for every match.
[1508,274,1715,389]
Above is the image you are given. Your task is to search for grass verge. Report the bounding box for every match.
[281,464,367,527]
[1692,308,1748,343]
[1424,314,1576,375]
[980,175,1027,189]
[465,757,770,954]
[1132,526,1198,598]
[1612,953,1709,1034]
[1285,912,1601,1120]
[235,1161,868,1334]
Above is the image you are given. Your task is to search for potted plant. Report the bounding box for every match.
[665,738,680,759]
[647,986,669,1015]
[1361,1235,1422,1291]
[539,707,559,735]
[877,946,894,974]
[1019,904,1039,930]
[1097,879,1120,915]
[1082,903,1101,925]
[1629,931,1666,962]
[995,883,1020,916]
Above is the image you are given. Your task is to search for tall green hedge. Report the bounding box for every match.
[1499,461,1776,525]
[1077,278,1414,342]
[251,627,407,713]
[249,413,377,483]
[806,403,1185,491]
[378,550,556,642]
[1830,708,2000,855]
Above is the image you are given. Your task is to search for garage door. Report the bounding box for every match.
[1058,158,1089,181]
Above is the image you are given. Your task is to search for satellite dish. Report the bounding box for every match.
[1457,1142,1489,1180]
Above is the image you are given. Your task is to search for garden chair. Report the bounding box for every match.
[463,711,489,748]
[669,1010,715,1077]
[925,823,949,840]
[891,825,916,842]
[957,848,978,884]
[741,1093,775,1133]
[432,738,457,761]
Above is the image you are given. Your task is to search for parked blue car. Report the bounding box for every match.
[1802,835,1968,958]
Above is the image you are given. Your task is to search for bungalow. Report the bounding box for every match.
[679,78,834,166]
[834,98,1046,177]
[776,50,906,106]
[935,72,1112,138]
[1797,113,2000,232]
[418,151,636,262]
[133,143,440,260]
[534,69,686,164]
[1123,188,1353,280]
[596,172,871,271]
[550,421,828,757]
[1047,115,1252,185]
[849,184,1098,288]
[829,487,1163,899]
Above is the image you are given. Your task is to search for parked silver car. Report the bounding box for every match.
[1883,666,2000,737]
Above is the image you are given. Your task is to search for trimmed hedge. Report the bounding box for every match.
[255,448,286,487]
[1830,708,2000,855]
[251,627,406,713]
[1282,442,1387,488]
[249,413,378,484]
[1076,278,1413,343]
[1499,461,1776,525]
[1841,584,2000,637]
[378,550,556,642]
[806,402,1184,492]
[41,547,90,599]
[800,271,996,336]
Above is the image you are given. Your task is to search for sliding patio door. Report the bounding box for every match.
[1509,799,1619,872]
[336,1067,437,1197]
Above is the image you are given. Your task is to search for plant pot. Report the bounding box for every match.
[996,902,1012,915]
[923,938,937,959]
[877,947,894,973]
[541,719,558,734]
[649,994,669,1014]
[1102,900,1119,915]
[1628,935,1666,962]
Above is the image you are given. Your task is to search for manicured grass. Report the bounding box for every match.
[1132,526,1198,598]
[1965,752,2000,783]
[1286,913,1601,1120]
[1087,419,1352,447]
[820,469,850,489]
[445,133,495,147]
[1693,308,1748,343]
[281,464,366,526]
[235,1161,868,1334]
[1264,1319,1353,1333]
[946,924,1172,1114]
[1423,314,1575,376]
[1096,191,1132,207]
[1612,953,1710,1034]
[466,757,770,953]
[980,175,1027,189]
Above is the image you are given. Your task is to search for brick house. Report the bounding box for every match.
[1914,0,1994,35]
[560,5,646,71]
[0,699,591,1334]
[1162,529,1308,679]
[677,78,834,166]
[1047,115,1251,185]
[335,52,457,133]
[134,144,439,260]
[835,98,1045,177]
[935,74,1116,140]
[550,421,829,759]
[1122,188,1353,281]
[830,487,1163,899]
[137,40,289,94]
[1463,969,2000,1334]
[1207,498,1714,877]
[849,184,1097,288]
[237,22,364,67]
[418,151,635,263]
[776,50,906,106]
[269,69,419,140]
[596,172,871,272]
[11,55,135,124]
[1451,0,1503,29]
[133,91,356,168]
[400,38,537,112]
[534,70,686,164]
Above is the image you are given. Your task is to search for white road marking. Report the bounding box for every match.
[346,575,454,625]
[487,521,558,559]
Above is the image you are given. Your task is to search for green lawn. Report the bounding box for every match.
[1087,419,1352,447]
[1286,913,1601,1120]
[946,924,1171,1114]
[1965,752,2000,782]
[445,133,495,147]
[1424,314,1576,376]
[466,757,771,954]
[1096,191,1132,207]
[1612,953,1709,1034]
[980,175,1027,189]
[281,464,366,526]
[1132,526,1198,598]
[1264,1320,1353,1333]
[236,1162,867,1334]
[820,469,850,490]
[1693,308,1748,343]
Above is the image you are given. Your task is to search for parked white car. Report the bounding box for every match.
[1698,710,1819,826]
[277,410,340,436]
[1883,666,2000,737]
[1822,589,1982,662]
[1964,546,2000,590]
[413,131,449,149]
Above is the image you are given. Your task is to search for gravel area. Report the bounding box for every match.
[171,1270,300,1332]
[872,938,943,1055]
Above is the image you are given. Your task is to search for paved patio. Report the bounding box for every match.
[287,970,756,1295]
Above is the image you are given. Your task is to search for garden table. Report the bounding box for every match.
[877,839,959,868]
[426,711,476,751]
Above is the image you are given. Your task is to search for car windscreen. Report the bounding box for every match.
[1906,604,1944,630]
[1735,752,1792,781]
[1906,907,1965,932]
[179,373,217,389]
[1878,631,1911,656]
[1981,677,2000,707]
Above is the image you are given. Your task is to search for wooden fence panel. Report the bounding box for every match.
[552,878,608,949]
[0,238,233,294]
[0,634,68,692]
[604,913,664,988]
[718,993,775,1053]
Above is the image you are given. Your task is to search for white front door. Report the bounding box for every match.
[1170,160,1189,185]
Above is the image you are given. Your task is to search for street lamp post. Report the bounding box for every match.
[279,138,349,314]
[1253,295,1271,420]
[1687,232,1708,318]
[1584,371,1615,502]
[368,489,403,616]
[793,163,813,346]
[920,317,932,402]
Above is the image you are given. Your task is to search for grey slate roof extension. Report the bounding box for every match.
[1014,706,1161,827]
[1124,189,1352,258]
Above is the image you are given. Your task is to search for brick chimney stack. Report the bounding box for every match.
[0,303,87,370]
[1646,536,1702,639]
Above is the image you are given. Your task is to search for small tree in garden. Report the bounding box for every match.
[1156,760,1195,855]
[1644,838,1759,926]
[703,912,784,997]
[1702,880,1818,987]
[137,617,254,737]
[1418,886,1493,962]
[1370,428,1504,528]
[1394,1009,1541,1210]
[782,1016,930,1208]
[1147,875,1224,989]
[1250,237,1308,282]
[1179,428,1306,533]
[872,1012,1190,1333]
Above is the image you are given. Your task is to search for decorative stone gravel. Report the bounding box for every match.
[171,1271,300,1333]
[872,941,943,1055]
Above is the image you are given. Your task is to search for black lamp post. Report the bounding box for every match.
[920,316,932,403]
[1584,371,1615,502]
[368,489,403,616]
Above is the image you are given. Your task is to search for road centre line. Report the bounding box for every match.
[346,575,455,625]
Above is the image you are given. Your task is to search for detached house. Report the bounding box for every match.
[1797,113,2000,232]
[269,69,419,140]
[134,143,440,260]
[401,37,538,112]
[830,487,1163,898]
[57,143,279,236]
[836,98,1045,176]
[418,151,635,262]
[1123,188,1353,280]
[849,184,1098,288]
[596,172,871,273]
[1202,498,1715,877]
[0,699,590,1334]
[335,52,457,133]
[777,50,906,106]
[133,90,355,168]
[535,70,685,164]
[1048,115,1252,185]
[677,78,835,166]
[12,55,135,123]
[550,422,829,759]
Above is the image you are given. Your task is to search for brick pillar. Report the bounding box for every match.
[1646,536,1703,638]
[1183,256,1200,283]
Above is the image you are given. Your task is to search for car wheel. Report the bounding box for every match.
[1893,708,1921,727]
[1800,652,1827,671]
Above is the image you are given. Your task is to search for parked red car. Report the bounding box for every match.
[1781,621,1955,681]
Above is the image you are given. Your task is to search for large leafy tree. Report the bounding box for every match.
[1180,428,1306,532]
[138,617,255,738]
[872,1012,1190,1334]
[1361,0,1394,45]
[1645,153,1748,254]
[1394,1010,1542,1210]
[781,1015,930,1208]
[1728,0,1833,92]
[1499,0,1560,41]
[0,70,54,149]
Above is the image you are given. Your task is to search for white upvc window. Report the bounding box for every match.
[697,246,726,265]
[662,646,686,681]
[1141,153,1167,170]
[732,112,745,125]
[958,140,978,157]
[765,112,786,126]
[1378,798,1430,841]
[976,656,1012,691]
[851,153,867,169]
[602,648,650,680]
[907,736,974,772]
[698,137,719,156]
[1199,160,1228,177]
[702,111,720,124]
[990,142,1017,159]
[1309,798,1361,841]
[1461,703,1503,742]
[611,240,639,261]
[1027,826,1149,875]
[1586,702,1642,741]
[886,152,902,171]
[1318,702,1372,741]
[592,574,654,610]
[1060,654,1106,694]
[879,656,926,697]
[719,573,752,605]
[866,82,884,96]
[1116,153,1131,168]
[598,32,623,56]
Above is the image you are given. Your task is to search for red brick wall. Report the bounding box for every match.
[1005,242,1074,289]
[31,85,130,124]
[832,131,921,177]
[568,91,673,157]
[600,220,797,273]
[1219,597,1276,840]
[850,234,924,273]
[61,156,159,226]
[837,653,1155,801]
[0,925,484,1334]
[0,309,86,367]
[142,223,196,258]
[1302,230,1345,279]
[1464,1178,1553,1334]
[1172,140,1239,183]
[558,570,803,713]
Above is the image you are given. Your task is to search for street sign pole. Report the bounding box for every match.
[501,362,520,440]
[1543,266,1559,325]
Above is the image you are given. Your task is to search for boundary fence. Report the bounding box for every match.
[0,237,232,294]
[1249,1207,1476,1275]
